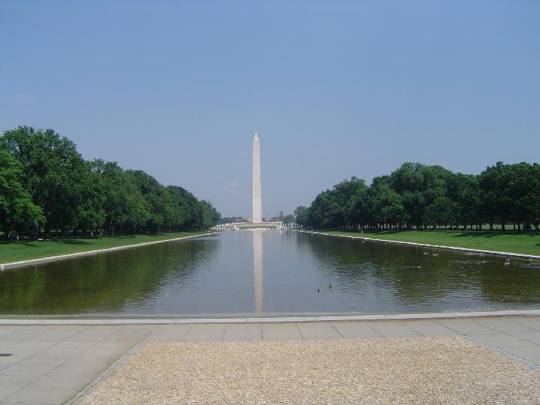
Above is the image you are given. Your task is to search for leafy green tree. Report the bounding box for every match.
[282,214,295,224]
[533,164,540,231]
[1,127,87,235]
[388,163,452,229]
[446,173,481,229]
[76,161,106,236]
[367,179,404,229]
[479,162,513,231]
[306,178,367,229]
[125,170,168,233]
[0,149,44,239]
[505,163,540,231]
[90,161,150,234]
[166,185,204,230]
[294,206,310,226]
[199,200,221,229]
[0,126,221,239]
[423,196,457,229]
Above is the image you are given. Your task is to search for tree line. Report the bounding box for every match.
[295,161,540,232]
[0,126,220,240]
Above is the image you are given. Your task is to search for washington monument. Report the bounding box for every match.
[252,133,262,223]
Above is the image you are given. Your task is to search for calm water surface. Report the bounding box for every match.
[1,230,540,315]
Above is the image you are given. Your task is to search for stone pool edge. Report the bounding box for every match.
[1,309,540,325]
[297,230,540,260]
[0,232,215,271]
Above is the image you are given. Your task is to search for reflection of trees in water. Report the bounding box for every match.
[0,238,218,314]
[298,233,492,304]
[477,263,540,304]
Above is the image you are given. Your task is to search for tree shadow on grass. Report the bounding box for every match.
[372,230,402,235]
[50,239,92,245]
[0,239,93,247]
[0,234,161,248]
[341,229,540,240]
[453,232,501,239]
[453,231,540,239]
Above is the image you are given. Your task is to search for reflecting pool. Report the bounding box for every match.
[1,230,540,315]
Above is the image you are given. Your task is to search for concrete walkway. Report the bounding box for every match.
[1,316,540,404]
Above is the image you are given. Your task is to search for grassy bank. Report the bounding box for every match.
[322,230,540,256]
[0,231,210,264]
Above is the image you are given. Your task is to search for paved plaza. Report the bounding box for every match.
[0,316,539,404]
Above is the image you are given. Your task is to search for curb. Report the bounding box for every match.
[1,310,540,325]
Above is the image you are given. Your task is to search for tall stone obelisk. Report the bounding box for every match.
[252,133,262,223]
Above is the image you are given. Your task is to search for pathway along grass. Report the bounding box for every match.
[0,231,208,264]
[326,230,540,256]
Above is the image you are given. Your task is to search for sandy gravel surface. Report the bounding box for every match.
[80,337,540,404]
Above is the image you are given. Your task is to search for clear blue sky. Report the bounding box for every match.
[1,1,539,217]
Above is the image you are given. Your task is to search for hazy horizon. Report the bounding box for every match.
[1,1,539,217]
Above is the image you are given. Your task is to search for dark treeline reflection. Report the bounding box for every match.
[299,233,540,308]
[0,238,217,314]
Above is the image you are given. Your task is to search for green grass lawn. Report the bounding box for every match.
[323,230,540,256]
[0,231,209,264]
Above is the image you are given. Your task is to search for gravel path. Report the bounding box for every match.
[80,337,540,404]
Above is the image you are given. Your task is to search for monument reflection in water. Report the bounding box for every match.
[253,229,264,313]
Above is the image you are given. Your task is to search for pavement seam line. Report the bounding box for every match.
[398,321,423,337]
[430,320,467,338]
[402,322,427,337]
[0,327,60,374]
[506,317,540,332]
[181,324,192,341]
[367,323,384,338]
[366,322,386,338]
[220,325,227,341]
[1,334,85,403]
[329,322,345,339]
[473,320,540,347]
[472,319,531,339]
[464,336,540,371]
[295,323,304,340]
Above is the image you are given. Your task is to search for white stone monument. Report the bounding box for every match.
[252,133,262,223]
